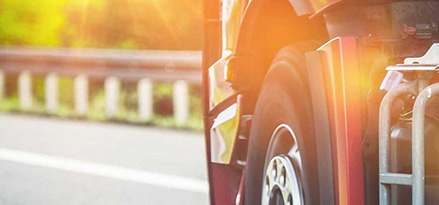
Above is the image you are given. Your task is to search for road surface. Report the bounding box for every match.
[0,114,209,205]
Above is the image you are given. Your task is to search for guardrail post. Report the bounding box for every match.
[74,75,88,115]
[138,78,153,120]
[0,70,4,101]
[45,73,58,112]
[18,71,32,110]
[105,76,120,118]
[173,80,189,125]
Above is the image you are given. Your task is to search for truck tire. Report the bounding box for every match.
[244,43,320,205]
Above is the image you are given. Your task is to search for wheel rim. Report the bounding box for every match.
[261,124,303,205]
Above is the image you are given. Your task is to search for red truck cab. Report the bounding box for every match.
[203,0,439,204]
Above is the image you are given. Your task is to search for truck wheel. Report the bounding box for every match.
[244,43,319,205]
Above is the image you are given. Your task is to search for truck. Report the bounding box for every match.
[201,0,439,204]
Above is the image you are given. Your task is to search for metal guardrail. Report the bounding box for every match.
[0,46,202,125]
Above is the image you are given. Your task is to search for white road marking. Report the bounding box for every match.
[0,147,209,194]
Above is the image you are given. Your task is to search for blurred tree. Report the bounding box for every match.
[0,0,202,50]
[64,0,202,50]
[127,0,203,50]
[0,0,68,46]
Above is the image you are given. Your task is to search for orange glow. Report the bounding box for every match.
[318,37,365,205]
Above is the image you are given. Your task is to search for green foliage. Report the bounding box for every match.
[88,90,106,120]
[57,77,75,117]
[0,0,68,46]
[188,85,203,130]
[0,0,202,50]
[59,77,74,107]
[118,89,141,121]
[0,96,18,111]
[153,83,173,116]
[32,77,44,103]
[154,83,173,99]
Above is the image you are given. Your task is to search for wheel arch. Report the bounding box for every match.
[230,0,328,112]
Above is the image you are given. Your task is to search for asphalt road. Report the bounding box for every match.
[0,114,209,205]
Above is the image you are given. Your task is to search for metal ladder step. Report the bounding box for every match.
[379,82,417,205]
[380,173,412,186]
[379,81,439,205]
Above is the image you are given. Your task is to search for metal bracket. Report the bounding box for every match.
[386,43,439,71]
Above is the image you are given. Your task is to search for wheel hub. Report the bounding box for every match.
[262,155,302,205]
